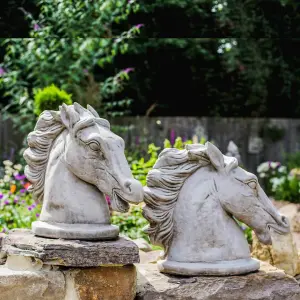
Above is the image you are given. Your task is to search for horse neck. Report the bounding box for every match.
[167,167,250,263]
[40,132,110,224]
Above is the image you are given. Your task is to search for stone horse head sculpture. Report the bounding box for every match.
[24,103,143,240]
[143,142,290,275]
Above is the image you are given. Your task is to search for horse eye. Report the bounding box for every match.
[88,142,100,151]
[247,181,257,189]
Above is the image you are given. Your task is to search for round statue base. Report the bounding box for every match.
[157,258,260,276]
[32,221,119,240]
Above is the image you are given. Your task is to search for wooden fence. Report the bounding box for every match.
[1,116,300,174]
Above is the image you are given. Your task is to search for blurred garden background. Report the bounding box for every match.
[1,0,300,251]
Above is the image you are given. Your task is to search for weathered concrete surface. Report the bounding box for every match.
[0,266,65,300]
[71,265,136,300]
[3,229,139,267]
[136,262,300,300]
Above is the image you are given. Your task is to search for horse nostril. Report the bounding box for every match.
[280,215,289,226]
[124,180,132,192]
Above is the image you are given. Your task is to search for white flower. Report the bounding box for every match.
[13,171,19,176]
[211,6,216,12]
[270,162,279,169]
[217,48,224,54]
[278,166,287,173]
[270,177,285,192]
[217,3,223,10]
[232,40,237,46]
[5,169,12,176]
[225,43,232,51]
[259,172,266,178]
[223,1,228,6]
[3,175,10,182]
[3,160,13,166]
[257,162,269,173]
[13,164,22,171]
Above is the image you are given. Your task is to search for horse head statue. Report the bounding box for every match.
[143,142,290,275]
[24,102,143,240]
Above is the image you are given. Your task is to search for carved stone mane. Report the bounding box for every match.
[143,145,210,255]
[23,111,65,202]
[23,104,110,202]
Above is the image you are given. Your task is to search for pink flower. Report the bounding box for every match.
[170,129,176,145]
[0,67,6,76]
[33,23,41,31]
[123,68,134,74]
[135,24,144,29]
[105,195,111,205]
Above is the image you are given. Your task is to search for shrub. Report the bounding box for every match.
[33,84,72,116]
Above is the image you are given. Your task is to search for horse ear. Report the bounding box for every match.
[205,141,225,170]
[73,102,86,116]
[59,103,71,128]
[87,104,100,118]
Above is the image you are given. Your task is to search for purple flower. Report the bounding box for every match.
[123,67,134,74]
[36,213,40,217]
[240,224,247,231]
[21,200,25,204]
[0,194,3,200]
[135,24,144,29]
[83,69,88,74]
[27,206,32,211]
[13,198,19,203]
[4,200,10,205]
[33,23,41,31]
[0,67,6,76]
[31,203,36,208]
[1,228,6,233]
[14,174,26,181]
[135,136,140,145]
[170,129,176,145]
[20,180,25,185]
[20,189,26,194]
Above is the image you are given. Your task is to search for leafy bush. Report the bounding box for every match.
[0,0,142,138]
[284,152,300,171]
[111,205,149,240]
[0,160,40,233]
[34,84,72,116]
[256,161,286,195]
[257,160,300,203]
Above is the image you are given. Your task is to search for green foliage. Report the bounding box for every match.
[285,152,300,171]
[0,0,142,139]
[34,84,72,116]
[272,175,300,203]
[111,205,149,240]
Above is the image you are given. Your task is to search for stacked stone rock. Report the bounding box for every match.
[0,229,139,300]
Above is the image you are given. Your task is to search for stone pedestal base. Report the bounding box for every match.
[0,229,139,300]
[157,258,260,276]
[32,221,119,240]
[136,263,300,300]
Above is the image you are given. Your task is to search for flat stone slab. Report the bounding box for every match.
[2,229,139,267]
[136,262,300,300]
